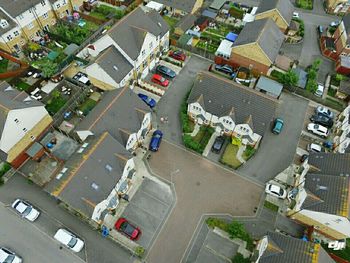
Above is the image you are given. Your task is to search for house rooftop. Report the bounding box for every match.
[256,0,294,26]
[292,67,307,89]
[0,9,16,35]
[342,13,350,33]
[46,132,132,219]
[308,152,350,176]
[339,79,350,95]
[175,14,196,32]
[187,72,277,135]
[302,173,350,217]
[75,86,150,147]
[255,76,283,97]
[233,18,284,63]
[95,46,133,84]
[152,0,199,13]
[0,0,42,18]
[257,231,334,263]
[107,6,169,60]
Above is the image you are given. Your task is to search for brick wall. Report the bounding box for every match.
[229,53,270,75]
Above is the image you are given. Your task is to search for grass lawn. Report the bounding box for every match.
[15,80,31,91]
[327,87,337,97]
[221,143,242,169]
[323,239,350,261]
[243,145,256,161]
[163,16,179,32]
[45,95,67,115]
[196,41,218,54]
[183,126,214,153]
[296,0,313,9]
[0,59,9,73]
[325,97,346,112]
[264,201,279,212]
[79,98,97,116]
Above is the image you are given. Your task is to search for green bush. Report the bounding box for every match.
[270,70,285,80]
[0,163,11,177]
[229,6,244,19]
[306,59,322,93]
[264,201,279,212]
[183,134,203,153]
[232,253,251,263]
[206,218,229,232]
[243,145,255,161]
[296,0,313,10]
[135,246,145,258]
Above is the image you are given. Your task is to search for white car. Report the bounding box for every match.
[307,143,323,153]
[307,123,329,138]
[54,229,84,253]
[0,247,22,263]
[265,183,287,199]
[316,106,334,119]
[11,199,40,222]
[330,21,340,27]
[293,12,300,18]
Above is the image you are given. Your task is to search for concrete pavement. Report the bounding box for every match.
[0,174,134,263]
[0,203,85,263]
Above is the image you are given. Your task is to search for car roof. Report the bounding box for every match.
[310,143,322,150]
[0,248,10,262]
[55,229,73,245]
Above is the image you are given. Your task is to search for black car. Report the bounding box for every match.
[156,65,176,78]
[214,64,234,75]
[310,114,333,128]
[300,154,309,162]
[211,136,225,153]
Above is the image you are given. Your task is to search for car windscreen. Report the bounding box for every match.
[4,254,15,263]
[22,206,32,216]
[68,237,78,248]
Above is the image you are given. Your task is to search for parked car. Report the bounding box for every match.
[115,218,141,240]
[293,12,300,18]
[300,154,309,162]
[214,64,234,75]
[265,183,287,199]
[310,114,333,128]
[316,106,334,119]
[156,65,176,78]
[307,123,329,138]
[272,118,284,134]
[0,247,22,263]
[138,93,156,108]
[11,199,40,222]
[307,143,323,153]
[330,21,340,27]
[149,130,163,152]
[314,84,324,97]
[151,74,169,87]
[211,136,225,153]
[169,50,186,61]
[54,229,84,252]
[317,25,324,35]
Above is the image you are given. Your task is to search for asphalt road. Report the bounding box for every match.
[0,174,133,263]
[0,202,84,263]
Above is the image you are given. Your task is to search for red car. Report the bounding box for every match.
[115,218,141,240]
[151,74,169,87]
[169,50,186,61]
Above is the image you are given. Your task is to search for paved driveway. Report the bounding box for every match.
[237,92,308,183]
[0,203,85,263]
[155,55,211,144]
[121,178,174,249]
[145,141,263,263]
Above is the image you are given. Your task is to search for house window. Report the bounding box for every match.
[27,22,34,29]
[6,35,13,41]
[23,128,27,132]
[14,118,19,123]
[136,66,140,72]
[143,60,147,68]
[63,0,67,4]
[18,14,24,20]
[149,42,153,49]
[20,40,25,45]
[1,20,8,28]
[141,50,146,56]
[30,135,36,141]
[60,12,65,18]
[41,0,46,6]
[14,30,19,37]
[56,3,61,8]
[43,12,49,19]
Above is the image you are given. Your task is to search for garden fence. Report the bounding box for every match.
[175,42,215,61]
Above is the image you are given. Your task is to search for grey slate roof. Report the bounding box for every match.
[175,14,196,32]
[95,46,133,83]
[187,72,277,135]
[153,0,199,13]
[302,173,350,217]
[342,14,350,33]
[256,0,294,26]
[255,76,283,97]
[76,86,150,147]
[292,67,307,89]
[48,132,132,219]
[209,0,227,10]
[308,152,350,176]
[233,18,284,63]
[0,9,16,35]
[339,79,350,95]
[0,0,42,18]
[260,231,334,263]
[108,7,169,60]
[0,81,43,140]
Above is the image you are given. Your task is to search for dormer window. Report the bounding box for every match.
[0,19,9,29]
[142,50,146,56]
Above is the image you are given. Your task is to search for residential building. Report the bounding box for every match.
[76,86,152,152]
[253,232,335,263]
[187,72,277,146]
[254,76,283,99]
[336,79,350,100]
[0,81,53,168]
[174,14,196,36]
[46,132,136,224]
[289,171,350,242]
[0,0,72,54]
[255,0,294,32]
[145,0,204,16]
[326,0,350,14]
[333,104,350,153]
[77,6,169,90]
[217,18,284,75]
[308,152,350,176]
[335,55,350,75]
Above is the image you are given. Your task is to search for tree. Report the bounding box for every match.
[232,253,251,263]
[40,60,58,78]
[227,220,247,240]
[278,70,299,88]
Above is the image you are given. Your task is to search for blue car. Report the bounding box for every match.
[272,118,284,134]
[156,65,176,78]
[138,93,156,108]
[149,130,163,152]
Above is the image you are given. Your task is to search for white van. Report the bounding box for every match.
[54,229,84,252]
[314,84,325,97]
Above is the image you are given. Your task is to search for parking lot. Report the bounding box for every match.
[121,178,174,249]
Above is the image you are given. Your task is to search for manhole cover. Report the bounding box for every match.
[196,181,200,186]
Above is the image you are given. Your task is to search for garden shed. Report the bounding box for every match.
[255,76,283,99]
